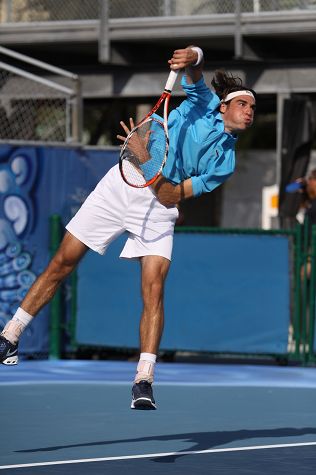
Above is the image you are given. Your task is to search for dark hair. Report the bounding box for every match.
[308,169,316,180]
[211,69,257,102]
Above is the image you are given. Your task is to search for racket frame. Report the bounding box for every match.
[119,70,178,188]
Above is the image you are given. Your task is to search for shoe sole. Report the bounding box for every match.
[131,397,156,410]
[1,355,18,365]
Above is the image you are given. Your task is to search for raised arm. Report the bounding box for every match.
[168,45,204,84]
[149,46,204,206]
[117,46,205,206]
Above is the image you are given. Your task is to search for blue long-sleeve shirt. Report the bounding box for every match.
[161,74,237,197]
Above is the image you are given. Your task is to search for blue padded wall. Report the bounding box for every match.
[76,232,291,355]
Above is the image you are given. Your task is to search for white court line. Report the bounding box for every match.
[3,381,316,388]
[1,441,316,470]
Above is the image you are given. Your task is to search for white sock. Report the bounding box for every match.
[1,307,33,344]
[134,352,157,384]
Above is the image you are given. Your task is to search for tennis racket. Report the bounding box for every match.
[119,69,179,188]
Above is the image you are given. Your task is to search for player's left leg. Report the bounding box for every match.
[131,255,170,410]
[121,182,177,409]
[139,255,170,355]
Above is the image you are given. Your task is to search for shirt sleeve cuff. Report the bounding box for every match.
[181,75,206,90]
[191,176,203,197]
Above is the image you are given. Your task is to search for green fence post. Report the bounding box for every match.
[68,271,78,352]
[301,218,310,361]
[293,223,303,359]
[308,224,316,362]
[49,214,62,360]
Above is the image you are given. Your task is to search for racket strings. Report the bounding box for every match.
[121,118,168,187]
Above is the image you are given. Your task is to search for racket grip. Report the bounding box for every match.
[165,70,179,92]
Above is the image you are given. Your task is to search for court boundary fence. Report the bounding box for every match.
[48,216,316,365]
[300,219,316,363]
[0,46,82,143]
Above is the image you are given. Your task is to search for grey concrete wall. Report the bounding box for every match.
[221,150,277,229]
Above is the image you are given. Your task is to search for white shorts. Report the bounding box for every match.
[66,164,179,260]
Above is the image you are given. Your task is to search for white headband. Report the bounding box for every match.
[223,90,255,103]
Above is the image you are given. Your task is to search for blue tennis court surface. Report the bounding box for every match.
[1,360,316,474]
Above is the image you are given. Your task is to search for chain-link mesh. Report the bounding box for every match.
[108,0,316,17]
[0,0,99,22]
[0,0,315,21]
[0,67,73,142]
[242,0,316,12]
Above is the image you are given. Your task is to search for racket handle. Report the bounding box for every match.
[165,70,179,93]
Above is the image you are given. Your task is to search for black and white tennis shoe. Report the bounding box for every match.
[131,380,156,410]
[0,334,18,365]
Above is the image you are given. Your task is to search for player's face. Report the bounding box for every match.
[220,95,256,134]
[306,176,316,199]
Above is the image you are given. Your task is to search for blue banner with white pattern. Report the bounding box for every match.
[0,145,118,356]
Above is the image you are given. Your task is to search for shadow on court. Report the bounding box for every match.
[2,361,316,474]
[15,427,316,463]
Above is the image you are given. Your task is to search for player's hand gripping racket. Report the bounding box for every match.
[119,69,179,188]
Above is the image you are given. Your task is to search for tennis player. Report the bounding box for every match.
[0,46,256,410]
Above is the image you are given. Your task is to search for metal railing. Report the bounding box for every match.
[0,46,82,143]
[0,0,315,23]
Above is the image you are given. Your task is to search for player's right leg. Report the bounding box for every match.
[0,232,88,365]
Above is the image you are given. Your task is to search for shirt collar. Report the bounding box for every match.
[225,132,238,143]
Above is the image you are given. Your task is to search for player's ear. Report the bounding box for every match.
[219,102,227,114]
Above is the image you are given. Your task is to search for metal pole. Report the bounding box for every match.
[99,0,110,63]
[5,0,12,22]
[294,223,302,359]
[301,217,310,360]
[49,214,62,360]
[253,0,260,13]
[276,92,290,188]
[71,77,83,143]
[0,45,79,80]
[69,272,78,351]
[66,98,71,143]
[234,0,242,59]
[164,0,172,16]
[0,61,75,95]
[308,224,316,361]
